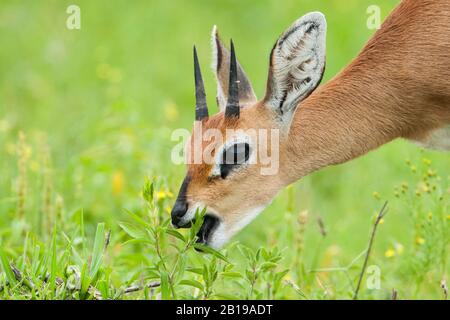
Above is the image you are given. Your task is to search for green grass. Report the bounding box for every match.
[0,0,448,300]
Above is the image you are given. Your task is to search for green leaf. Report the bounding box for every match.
[260,262,278,271]
[49,226,57,295]
[214,292,241,300]
[220,271,243,279]
[118,222,146,239]
[186,267,203,275]
[274,269,290,283]
[0,247,16,285]
[179,279,204,290]
[193,244,230,263]
[237,245,253,260]
[79,209,86,256]
[160,271,171,300]
[190,208,207,239]
[142,180,154,203]
[89,223,105,279]
[31,245,41,275]
[80,262,90,298]
[256,248,262,261]
[165,229,186,242]
[97,280,109,298]
[123,208,151,228]
[122,238,153,246]
[260,248,270,261]
[202,265,208,281]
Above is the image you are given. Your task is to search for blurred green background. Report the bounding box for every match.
[0,0,448,299]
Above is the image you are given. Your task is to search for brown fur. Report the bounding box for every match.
[181,0,450,236]
[285,0,450,183]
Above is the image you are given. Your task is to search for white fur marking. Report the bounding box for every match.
[413,126,450,151]
[210,25,228,111]
[208,205,268,249]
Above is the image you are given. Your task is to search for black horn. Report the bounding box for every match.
[225,40,240,118]
[193,46,209,121]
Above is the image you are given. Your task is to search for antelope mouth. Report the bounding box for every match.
[195,214,220,247]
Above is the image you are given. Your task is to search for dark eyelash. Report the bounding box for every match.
[220,143,250,178]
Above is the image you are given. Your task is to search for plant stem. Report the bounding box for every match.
[353,201,388,300]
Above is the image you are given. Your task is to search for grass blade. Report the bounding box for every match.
[89,223,106,279]
[49,226,57,296]
[0,247,16,285]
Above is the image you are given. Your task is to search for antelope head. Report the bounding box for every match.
[171,12,327,248]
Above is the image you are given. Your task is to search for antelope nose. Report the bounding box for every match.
[171,201,189,228]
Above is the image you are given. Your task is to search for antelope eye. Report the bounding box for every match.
[220,142,250,178]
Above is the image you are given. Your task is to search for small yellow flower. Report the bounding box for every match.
[112,171,124,195]
[164,102,179,122]
[372,191,380,200]
[427,170,436,178]
[156,191,167,200]
[282,272,292,281]
[446,215,450,220]
[385,248,396,258]
[410,165,417,173]
[415,237,425,245]
[420,183,430,193]
[156,190,174,201]
[422,158,432,166]
[379,218,385,224]
[23,145,32,160]
[427,212,433,220]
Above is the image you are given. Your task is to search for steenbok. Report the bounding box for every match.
[171,0,450,248]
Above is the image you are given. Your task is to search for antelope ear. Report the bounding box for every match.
[263,12,326,123]
[211,26,257,111]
